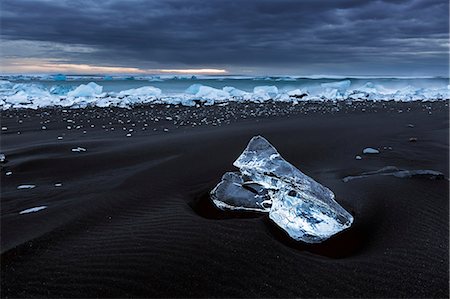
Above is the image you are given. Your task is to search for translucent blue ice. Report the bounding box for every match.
[211,136,354,243]
[210,172,271,212]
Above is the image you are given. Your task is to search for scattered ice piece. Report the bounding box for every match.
[1,127,7,131]
[409,137,418,142]
[54,183,63,187]
[67,82,103,97]
[363,147,379,154]
[57,136,63,140]
[253,86,278,97]
[41,126,46,130]
[355,155,362,160]
[211,136,353,243]
[407,124,415,128]
[321,80,351,95]
[17,184,36,190]
[343,166,445,182]
[6,171,12,176]
[211,172,271,212]
[19,206,47,214]
[0,153,5,163]
[71,147,86,152]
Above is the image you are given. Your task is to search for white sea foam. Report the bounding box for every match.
[0,78,448,109]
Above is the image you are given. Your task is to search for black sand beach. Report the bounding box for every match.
[1,101,449,298]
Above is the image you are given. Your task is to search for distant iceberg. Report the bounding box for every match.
[53,74,67,81]
[211,136,354,243]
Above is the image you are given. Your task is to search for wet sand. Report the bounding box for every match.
[1,101,449,298]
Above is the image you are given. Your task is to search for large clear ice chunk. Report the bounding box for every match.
[211,136,354,243]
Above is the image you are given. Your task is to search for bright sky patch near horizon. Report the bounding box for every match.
[0,0,448,76]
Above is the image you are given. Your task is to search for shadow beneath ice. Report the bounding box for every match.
[190,187,376,259]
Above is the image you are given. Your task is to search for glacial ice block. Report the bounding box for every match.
[210,172,271,212]
[211,136,353,243]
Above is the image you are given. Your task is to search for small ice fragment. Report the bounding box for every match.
[363,147,379,154]
[19,206,47,214]
[42,126,47,130]
[57,136,63,140]
[71,147,86,152]
[1,127,7,131]
[342,166,445,182]
[17,184,36,190]
[54,183,63,187]
[355,155,362,160]
[126,133,132,137]
[0,153,5,163]
[6,171,12,176]
[409,137,418,142]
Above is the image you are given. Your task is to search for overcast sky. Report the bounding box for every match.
[1,0,448,75]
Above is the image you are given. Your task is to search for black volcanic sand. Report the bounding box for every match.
[1,101,449,298]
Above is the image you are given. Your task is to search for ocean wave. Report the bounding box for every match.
[0,80,448,109]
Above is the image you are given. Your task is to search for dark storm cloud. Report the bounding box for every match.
[1,0,448,74]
